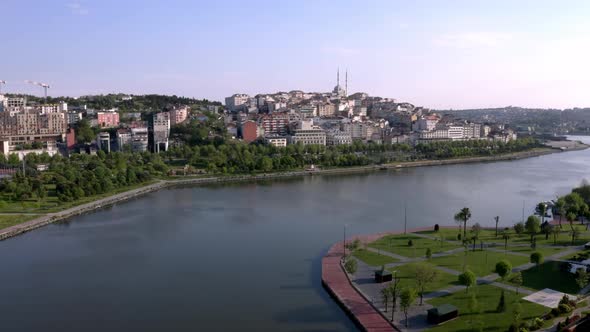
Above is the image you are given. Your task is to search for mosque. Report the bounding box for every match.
[332,68,348,98]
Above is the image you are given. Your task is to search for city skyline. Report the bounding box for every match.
[3,0,590,109]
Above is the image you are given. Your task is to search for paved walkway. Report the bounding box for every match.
[322,240,397,332]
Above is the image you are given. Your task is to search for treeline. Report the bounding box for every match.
[4,93,221,112]
[415,137,539,159]
[162,138,538,174]
[0,152,168,202]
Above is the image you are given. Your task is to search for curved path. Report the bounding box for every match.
[322,239,397,332]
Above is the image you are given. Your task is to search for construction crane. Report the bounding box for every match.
[0,80,5,94]
[25,80,50,102]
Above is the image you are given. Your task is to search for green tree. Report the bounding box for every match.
[530,252,544,267]
[494,216,500,237]
[495,260,513,281]
[425,248,432,260]
[400,288,417,327]
[510,272,523,295]
[414,264,438,305]
[525,215,541,243]
[454,207,472,240]
[458,269,476,293]
[575,268,589,290]
[76,119,95,144]
[537,202,548,224]
[513,222,525,235]
[551,225,561,245]
[501,229,511,250]
[567,212,578,244]
[555,197,566,228]
[388,275,400,322]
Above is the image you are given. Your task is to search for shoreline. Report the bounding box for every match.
[0,145,584,241]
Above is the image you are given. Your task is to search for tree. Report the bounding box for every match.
[344,257,357,275]
[510,272,523,294]
[537,202,548,224]
[495,260,513,281]
[76,119,95,144]
[512,301,523,328]
[551,225,561,245]
[471,222,482,251]
[388,274,400,322]
[575,268,589,290]
[380,286,391,312]
[513,222,525,235]
[468,293,482,330]
[501,229,511,250]
[454,207,472,240]
[530,252,544,267]
[541,222,552,240]
[458,269,476,293]
[425,248,432,260]
[525,215,541,243]
[414,264,438,305]
[494,216,500,237]
[400,288,417,327]
[567,212,578,244]
[555,197,566,228]
[497,290,506,312]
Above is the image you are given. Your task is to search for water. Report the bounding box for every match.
[1,136,590,331]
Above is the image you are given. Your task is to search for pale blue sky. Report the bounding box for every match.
[2,0,590,109]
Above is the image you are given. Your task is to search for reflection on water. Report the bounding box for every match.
[0,136,589,331]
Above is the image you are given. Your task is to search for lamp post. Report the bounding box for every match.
[343,224,347,258]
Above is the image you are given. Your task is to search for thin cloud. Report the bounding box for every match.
[67,2,89,16]
[434,32,513,48]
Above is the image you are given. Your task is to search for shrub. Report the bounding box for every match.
[344,257,357,275]
[457,233,462,241]
[558,303,572,314]
[408,239,414,247]
[426,248,432,259]
[434,224,440,231]
[507,323,519,332]
[495,260,513,280]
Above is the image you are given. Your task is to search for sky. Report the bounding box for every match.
[2,0,590,109]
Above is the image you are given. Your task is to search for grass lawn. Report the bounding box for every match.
[563,249,590,262]
[0,215,40,230]
[502,245,570,258]
[388,262,458,293]
[369,234,460,258]
[416,225,590,247]
[352,249,398,266]
[0,181,157,214]
[426,284,548,332]
[516,261,580,294]
[429,249,530,277]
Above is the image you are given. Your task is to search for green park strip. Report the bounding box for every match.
[387,262,458,293]
[369,234,461,258]
[428,249,530,277]
[505,261,581,295]
[352,249,398,266]
[0,215,40,229]
[426,284,548,332]
[502,245,569,258]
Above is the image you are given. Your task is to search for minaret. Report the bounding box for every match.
[345,69,348,97]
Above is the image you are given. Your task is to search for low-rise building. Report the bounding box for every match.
[265,136,287,147]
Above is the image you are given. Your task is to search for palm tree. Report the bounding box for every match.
[455,207,472,240]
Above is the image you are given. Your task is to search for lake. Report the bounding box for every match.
[1,136,589,331]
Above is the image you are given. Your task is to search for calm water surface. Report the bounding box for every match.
[1,136,590,331]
